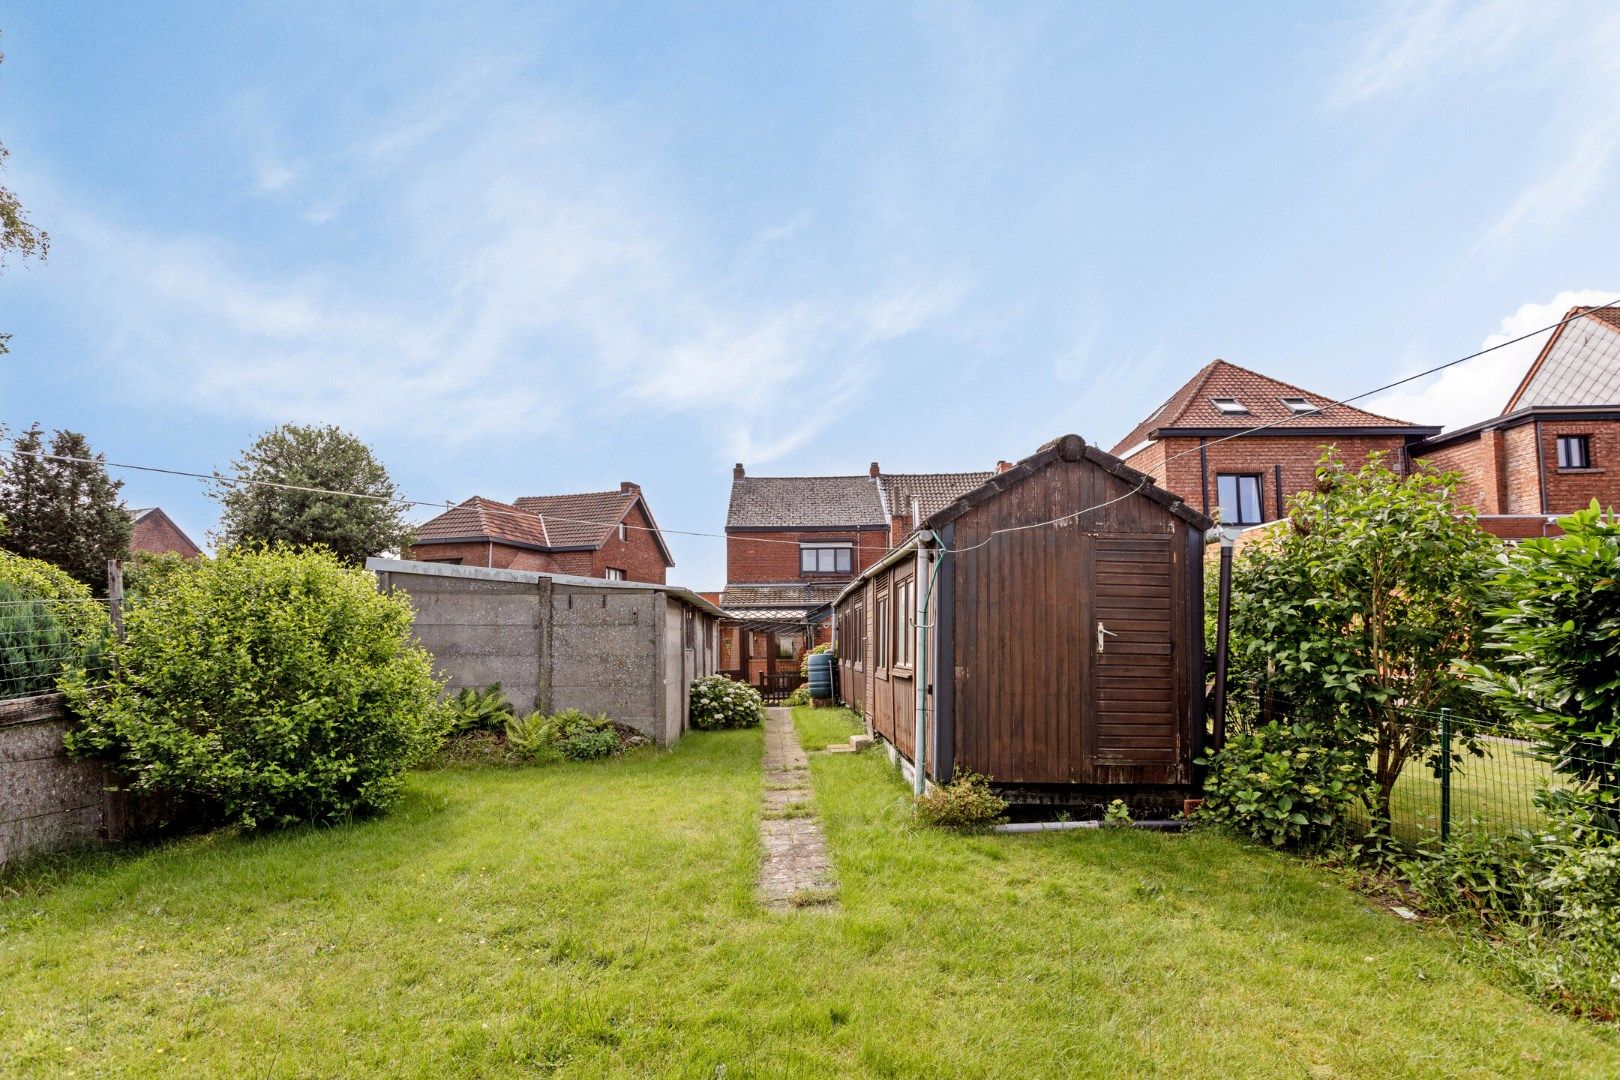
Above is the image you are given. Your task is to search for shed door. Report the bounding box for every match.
[1089,535,1179,766]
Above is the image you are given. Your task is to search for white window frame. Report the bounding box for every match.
[618,522,628,542]
[1280,396,1318,415]
[800,542,854,574]
[604,567,626,581]
[1211,397,1249,415]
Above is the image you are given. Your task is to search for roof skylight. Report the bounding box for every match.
[1280,396,1319,415]
[1210,397,1249,415]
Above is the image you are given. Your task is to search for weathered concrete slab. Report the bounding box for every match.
[757,707,838,910]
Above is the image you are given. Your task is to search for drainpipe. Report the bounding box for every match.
[913,529,944,795]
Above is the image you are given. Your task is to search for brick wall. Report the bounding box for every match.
[405,540,563,573]
[586,499,669,584]
[130,511,203,558]
[1536,420,1620,514]
[1123,433,1411,522]
[724,528,889,584]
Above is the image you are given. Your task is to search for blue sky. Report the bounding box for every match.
[2,2,1617,590]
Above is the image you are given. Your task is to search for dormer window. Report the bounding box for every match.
[1280,396,1319,415]
[1211,397,1249,415]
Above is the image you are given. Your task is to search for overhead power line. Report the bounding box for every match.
[4,299,1614,557]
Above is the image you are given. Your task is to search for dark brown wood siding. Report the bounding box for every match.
[947,456,1198,787]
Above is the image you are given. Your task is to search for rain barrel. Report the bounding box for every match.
[806,650,835,700]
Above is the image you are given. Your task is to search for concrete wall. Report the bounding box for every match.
[369,559,719,746]
[0,693,168,868]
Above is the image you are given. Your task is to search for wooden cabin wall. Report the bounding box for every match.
[833,549,937,764]
[947,457,1199,788]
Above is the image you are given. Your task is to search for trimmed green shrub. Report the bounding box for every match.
[62,546,444,828]
[1198,720,1371,850]
[914,770,1007,832]
[0,581,76,699]
[441,684,516,736]
[689,674,765,730]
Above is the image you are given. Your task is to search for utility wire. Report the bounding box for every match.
[5,300,1614,557]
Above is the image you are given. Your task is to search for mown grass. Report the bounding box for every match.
[1386,736,1553,842]
[0,714,1616,1077]
[791,703,866,751]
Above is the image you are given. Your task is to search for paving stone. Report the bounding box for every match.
[757,707,839,910]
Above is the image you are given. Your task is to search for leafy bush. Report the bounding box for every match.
[914,770,1007,832]
[547,709,623,761]
[1102,799,1133,829]
[1463,501,1620,823]
[1198,720,1371,850]
[62,546,444,828]
[782,685,811,708]
[0,581,76,699]
[689,674,765,730]
[0,549,111,650]
[441,684,516,736]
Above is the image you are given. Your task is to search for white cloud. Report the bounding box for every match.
[35,76,965,464]
[1366,289,1620,431]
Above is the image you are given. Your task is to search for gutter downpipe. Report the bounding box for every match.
[913,525,943,796]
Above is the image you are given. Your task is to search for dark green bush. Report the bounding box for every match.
[689,674,765,730]
[547,709,623,761]
[62,546,444,828]
[1198,720,1371,850]
[0,581,76,699]
[914,770,1007,832]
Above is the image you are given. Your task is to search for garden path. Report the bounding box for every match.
[757,707,838,910]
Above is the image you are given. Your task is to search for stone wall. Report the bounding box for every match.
[0,693,168,869]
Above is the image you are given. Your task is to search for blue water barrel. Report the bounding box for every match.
[806,651,835,700]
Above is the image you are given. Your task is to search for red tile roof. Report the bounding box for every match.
[1109,359,1431,457]
[415,487,674,565]
[416,496,553,547]
[513,490,640,548]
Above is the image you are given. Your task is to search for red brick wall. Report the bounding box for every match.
[129,512,203,558]
[725,528,889,584]
[405,540,562,572]
[1535,420,1620,515]
[1123,434,1411,522]
[586,500,668,583]
[1416,435,1499,512]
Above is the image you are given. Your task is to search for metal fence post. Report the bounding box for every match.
[1439,707,1452,844]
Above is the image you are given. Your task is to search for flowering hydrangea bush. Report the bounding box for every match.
[689,674,765,730]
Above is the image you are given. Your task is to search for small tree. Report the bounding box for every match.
[1463,501,1620,821]
[212,423,413,566]
[1225,452,1500,826]
[0,424,132,591]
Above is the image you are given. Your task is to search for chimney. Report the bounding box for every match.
[619,481,640,495]
[996,460,1014,474]
[869,461,881,477]
[733,463,745,480]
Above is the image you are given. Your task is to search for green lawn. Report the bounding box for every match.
[791,703,866,751]
[1385,736,1553,842]
[1,713,1616,1078]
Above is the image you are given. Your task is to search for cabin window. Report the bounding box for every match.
[1558,435,1592,469]
[851,600,864,668]
[800,543,853,574]
[893,576,915,669]
[1211,397,1249,415]
[604,567,626,581]
[1216,474,1264,526]
[875,594,889,670]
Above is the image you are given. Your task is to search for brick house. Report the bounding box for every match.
[1111,359,1438,530]
[408,482,673,583]
[719,461,991,690]
[1413,306,1620,538]
[127,507,204,558]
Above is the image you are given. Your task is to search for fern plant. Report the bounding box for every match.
[442,684,516,735]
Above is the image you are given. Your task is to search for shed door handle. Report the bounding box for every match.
[1097,623,1117,653]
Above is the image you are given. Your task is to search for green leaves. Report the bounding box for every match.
[62,546,443,828]
[1198,722,1372,849]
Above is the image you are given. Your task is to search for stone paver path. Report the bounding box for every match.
[757,707,838,910]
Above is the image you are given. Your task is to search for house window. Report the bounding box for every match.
[776,631,802,660]
[800,543,853,574]
[618,522,628,542]
[605,567,626,581]
[1558,435,1592,469]
[1211,397,1249,415]
[1216,474,1264,526]
[1280,396,1319,415]
[893,577,915,669]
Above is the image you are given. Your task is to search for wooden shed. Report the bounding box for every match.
[833,434,1212,813]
